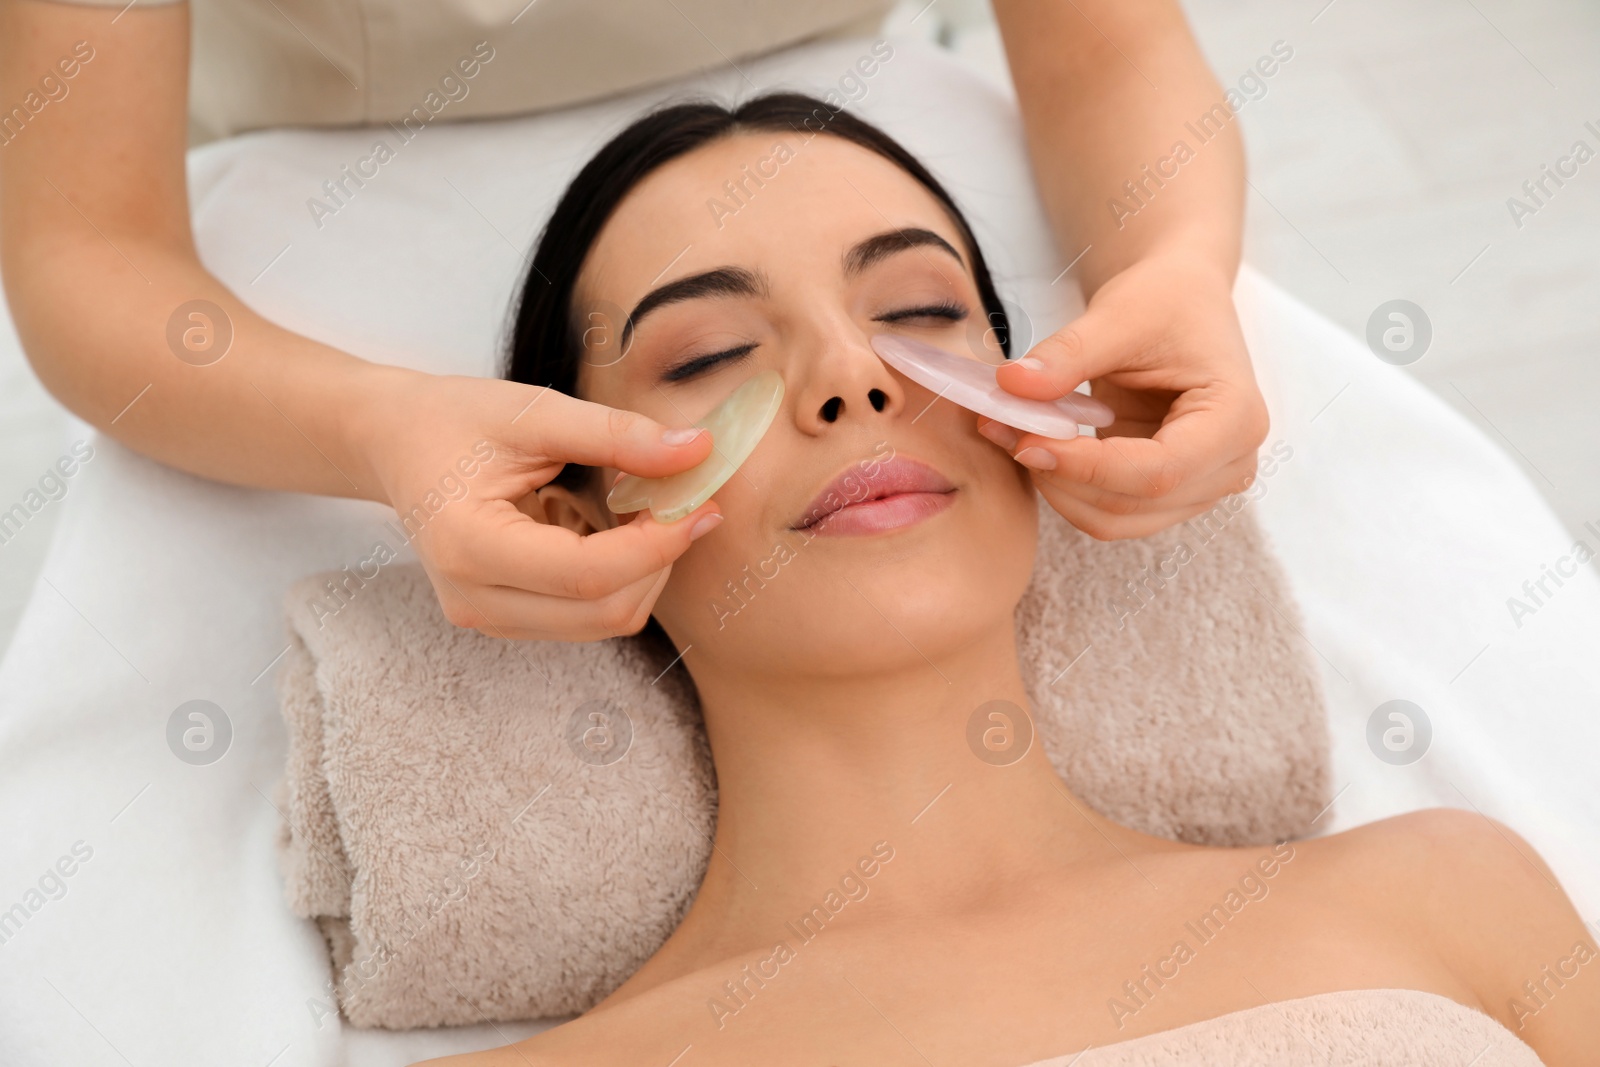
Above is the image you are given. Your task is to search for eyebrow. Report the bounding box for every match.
[620,267,768,351]
[615,227,968,349]
[843,227,966,278]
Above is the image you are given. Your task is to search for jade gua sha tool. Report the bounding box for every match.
[606,369,786,523]
[870,334,1115,438]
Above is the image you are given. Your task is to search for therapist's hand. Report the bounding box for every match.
[978,254,1269,540]
[354,368,721,642]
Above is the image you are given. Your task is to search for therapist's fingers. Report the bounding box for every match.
[428,559,676,643]
[440,499,722,605]
[1033,433,1252,512]
[981,412,1254,506]
[358,374,729,641]
[979,422,1260,539]
[1033,448,1261,525]
[519,386,714,479]
[1028,484,1228,542]
[995,303,1177,403]
[992,381,1264,502]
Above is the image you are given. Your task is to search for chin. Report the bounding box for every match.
[658,486,1040,675]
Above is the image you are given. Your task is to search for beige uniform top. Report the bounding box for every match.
[51,0,895,144]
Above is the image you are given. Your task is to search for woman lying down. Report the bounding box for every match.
[422,93,1597,1066]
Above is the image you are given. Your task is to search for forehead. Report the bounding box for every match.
[574,131,963,314]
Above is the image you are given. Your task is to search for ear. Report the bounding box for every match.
[524,475,620,537]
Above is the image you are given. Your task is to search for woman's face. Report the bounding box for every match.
[550,130,1040,681]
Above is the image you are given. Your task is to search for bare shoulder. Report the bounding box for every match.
[1315,808,1600,1064]
[405,952,750,1067]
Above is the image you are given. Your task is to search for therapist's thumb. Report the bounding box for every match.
[995,307,1149,401]
[530,389,713,478]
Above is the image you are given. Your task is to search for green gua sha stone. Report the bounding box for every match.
[606,369,785,523]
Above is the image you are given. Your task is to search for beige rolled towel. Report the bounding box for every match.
[1016,989,1544,1066]
[274,496,1331,1028]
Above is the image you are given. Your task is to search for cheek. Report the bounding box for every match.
[648,509,788,660]
[626,418,780,657]
[935,408,1041,596]
[945,405,1038,520]
[955,447,1040,597]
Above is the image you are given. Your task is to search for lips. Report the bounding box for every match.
[791,455,957,535]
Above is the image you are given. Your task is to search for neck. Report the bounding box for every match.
[649,618,1128,972]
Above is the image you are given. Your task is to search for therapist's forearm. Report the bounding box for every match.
[4,235,397,504]
[0,0,397,504]
[990,0,1244,295]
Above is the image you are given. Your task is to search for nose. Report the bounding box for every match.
[792,330,907,435]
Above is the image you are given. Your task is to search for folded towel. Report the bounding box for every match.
[275,496,1330,1027]
[1017,989,1543,1066]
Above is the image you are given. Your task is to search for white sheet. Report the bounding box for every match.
[0,34,1595,1067]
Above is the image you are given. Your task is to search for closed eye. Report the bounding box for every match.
[661,342,758,383]
[659,301,968,382]
[875,300,969,324]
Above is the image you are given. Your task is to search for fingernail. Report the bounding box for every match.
[662,427,703,446]
[611,470,626,489]
[1016,356,1046,372]
[688,512,723,541]
[1014,447,1056,471]
[978,421,1020,449]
